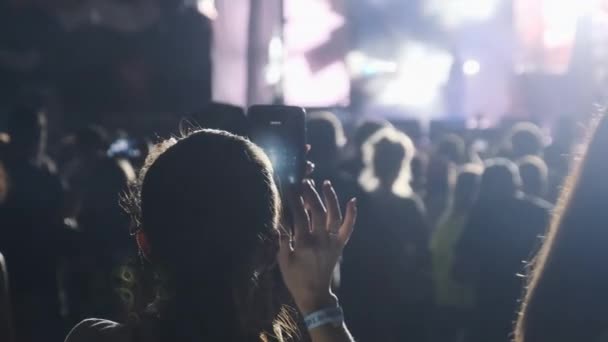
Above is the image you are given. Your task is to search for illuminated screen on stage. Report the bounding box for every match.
[282,0,350,107]
[514,0,608,74]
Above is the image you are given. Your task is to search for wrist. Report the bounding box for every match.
[295,292,338,316]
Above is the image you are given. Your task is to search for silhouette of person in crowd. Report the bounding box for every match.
[66,129,358,342]
[0,106,66,342]
[61,125,137,323]
[518,155,549,200]
[430,164,483,342]
[424,157,456,229]
[308,111,358,207]
[455,158,550,342]
[340,119,393,181]
[515,114,608,342]
[343,127,430,342]
[436,134,466,165]
[506,122,545,159]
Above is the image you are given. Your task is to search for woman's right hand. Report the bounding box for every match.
[277,179,357,315]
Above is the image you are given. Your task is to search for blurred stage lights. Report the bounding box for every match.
[346,51,398,77]
[265,35,284,85]
[463,59,481,76]
[425,0,501,28]
[377,42,453,109]
[540,0,598,48]
[196,0,218,20]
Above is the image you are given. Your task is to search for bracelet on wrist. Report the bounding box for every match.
[303,306,344,331]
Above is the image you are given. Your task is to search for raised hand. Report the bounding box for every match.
[278,179,357,315]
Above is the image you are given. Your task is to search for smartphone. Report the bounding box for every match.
[248,105,307,186]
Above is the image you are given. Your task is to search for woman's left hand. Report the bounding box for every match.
[277,179,357,315]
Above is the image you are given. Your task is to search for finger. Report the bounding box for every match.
[301,179,326,235]
[322,180,342,233]
[305,144,311,154]
[338,198,357,246]
[287,189,311,241]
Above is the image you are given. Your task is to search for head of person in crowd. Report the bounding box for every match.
[452,163,483,214]
[515,115,608,342]
[478,158,521,202]
[518,155,549,199]
[307,111,347,173]
[436,133,466,165]
[360,127,414,197]
[341,118,392,179]
[5,106,47,163]
[125,129,294,341]
[410,152,428,193]
[507,122,545,159]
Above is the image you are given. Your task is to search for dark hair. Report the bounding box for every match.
[453,164,483,213]
[373,138,406,186]
[507,122,544,158]
[478,158,521,201]
[518,155,548,198]
[436,133,466,164]
[515,114,608,342]
[126,129,294,341]
[426,157,456,195]
[360,127,415,196]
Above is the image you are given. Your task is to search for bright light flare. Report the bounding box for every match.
[197,0,218,20]
[346,51,398,77]
[515,0,603,73]
[541,0,597,48]
[463,59,481,76]
[265,35,284,85]
[378,43,453,109]
[282,0,349,106]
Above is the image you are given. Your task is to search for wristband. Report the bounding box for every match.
[303,306,344,331]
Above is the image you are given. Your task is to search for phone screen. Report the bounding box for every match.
[248,105,306,186]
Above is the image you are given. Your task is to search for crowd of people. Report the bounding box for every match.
[0,0,212,133]
[1,3,608,342]
[0,94,603,342]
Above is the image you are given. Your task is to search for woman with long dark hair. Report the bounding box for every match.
[515,114,608,342]
[65,129,357,342]
[456,158,550,342]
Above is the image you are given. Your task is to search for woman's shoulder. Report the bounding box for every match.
[65,319,131,342]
